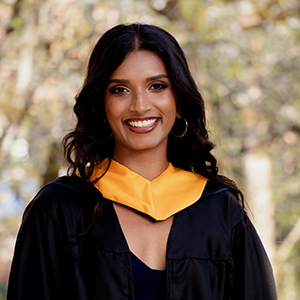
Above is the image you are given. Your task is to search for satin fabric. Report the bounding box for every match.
[93,158,207,221]
[7,176,277,300]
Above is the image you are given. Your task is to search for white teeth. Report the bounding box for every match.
[128,118,157,128]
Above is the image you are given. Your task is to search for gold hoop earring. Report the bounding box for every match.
[171,118,188,138]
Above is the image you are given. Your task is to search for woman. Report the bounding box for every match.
[8,23,277,300]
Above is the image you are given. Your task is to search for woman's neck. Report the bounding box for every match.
[112,149,169,181]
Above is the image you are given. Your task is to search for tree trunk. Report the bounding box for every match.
[243,152,276,262]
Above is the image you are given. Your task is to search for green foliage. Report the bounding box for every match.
[0,282,7,300]
[0,0,299,298]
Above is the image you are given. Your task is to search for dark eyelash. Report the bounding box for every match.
[109,87,127,94]
[151,83,167,90]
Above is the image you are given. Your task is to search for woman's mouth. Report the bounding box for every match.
[127,118,158,128]
[125,118,160,133]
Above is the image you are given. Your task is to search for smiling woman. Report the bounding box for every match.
[7,23,277,300]
[104,50,178,172]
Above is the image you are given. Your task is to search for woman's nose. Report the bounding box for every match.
[129,91,152,114]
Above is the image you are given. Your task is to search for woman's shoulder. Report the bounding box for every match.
[31,176,88,207]
[23,176,99,229]
[202,179,242,203]
[194,180,245,228]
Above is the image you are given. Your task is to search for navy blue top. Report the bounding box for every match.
[130,252,166,300]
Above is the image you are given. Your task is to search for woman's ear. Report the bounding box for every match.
[176,106,182,119]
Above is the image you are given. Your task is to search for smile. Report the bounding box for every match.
[127,118,158,128]
[125,118,160,133]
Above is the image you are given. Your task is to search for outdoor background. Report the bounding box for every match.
[0,0,299,299]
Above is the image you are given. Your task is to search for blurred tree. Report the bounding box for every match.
[0,0,299,299]
[176,1,300,298]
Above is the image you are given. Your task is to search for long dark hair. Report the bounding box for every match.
[63,23,244,212]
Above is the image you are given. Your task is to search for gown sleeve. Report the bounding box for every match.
[7,198,87,300]
[231,214,277,300]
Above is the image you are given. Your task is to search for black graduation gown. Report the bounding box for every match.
[7,176,277,300]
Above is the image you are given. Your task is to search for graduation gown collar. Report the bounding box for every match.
[93,158,207,221]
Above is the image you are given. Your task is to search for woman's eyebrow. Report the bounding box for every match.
[107,79,130,84]
[146,74,169,82]
[107,74,169,85]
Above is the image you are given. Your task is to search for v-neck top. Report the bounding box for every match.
[93,158,207,221]
[130,252,166,300]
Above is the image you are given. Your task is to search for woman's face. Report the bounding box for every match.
[104,50,178,159]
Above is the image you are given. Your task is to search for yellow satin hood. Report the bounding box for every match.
[93,159,207,221]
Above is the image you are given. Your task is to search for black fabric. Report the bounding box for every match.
[7,176,277,300]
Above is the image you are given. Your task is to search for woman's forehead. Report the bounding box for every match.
[109,50,168,80]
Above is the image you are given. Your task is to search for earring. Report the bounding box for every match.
[171,118,188,138]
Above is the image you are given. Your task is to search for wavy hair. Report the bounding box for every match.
[63,23,244,210]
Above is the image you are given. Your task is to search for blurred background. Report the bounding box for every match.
[0,0,299,299]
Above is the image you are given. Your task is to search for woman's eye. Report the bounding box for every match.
[150,83,167,91]
[109,87,129,94]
